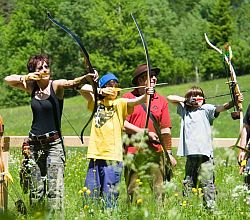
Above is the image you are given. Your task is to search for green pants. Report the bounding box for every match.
[29,138,65,211]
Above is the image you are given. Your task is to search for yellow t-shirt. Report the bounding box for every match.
[87,98,133,161]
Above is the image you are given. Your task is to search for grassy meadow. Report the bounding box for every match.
[3,147,250,220]
[1,75,250,219]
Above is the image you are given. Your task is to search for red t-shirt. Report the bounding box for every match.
[122,90,172,153]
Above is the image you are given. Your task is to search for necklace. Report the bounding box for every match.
[35,82,51,100]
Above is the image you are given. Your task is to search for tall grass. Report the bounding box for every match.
[2,147,250,219]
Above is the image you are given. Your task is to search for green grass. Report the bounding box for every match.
[2,147,250,219]
[1,74,250,138]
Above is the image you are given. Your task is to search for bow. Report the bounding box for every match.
[47,12,98,144]
[204,33,244,151]
[0,136,15,212]
[131,14,172,180]
[131,14,152,129]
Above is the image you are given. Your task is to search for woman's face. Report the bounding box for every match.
[35,61,50,80]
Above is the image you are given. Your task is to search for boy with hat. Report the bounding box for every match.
[79,72,154,208]
[123,64,177,203]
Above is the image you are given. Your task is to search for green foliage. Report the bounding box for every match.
[231,2,250,76]
[207,0,233,44]
[1,0,250,106]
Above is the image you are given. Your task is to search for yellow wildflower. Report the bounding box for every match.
[136,198,143,205]
[84,205,89,210]
[174,193,179,197]
[86,189,91,195]
[136,179,141,184]
[182,200,187,207]
[241,160,247,167]
[78,189,83,195]
[82,187,88,192]
[192,188,198,193]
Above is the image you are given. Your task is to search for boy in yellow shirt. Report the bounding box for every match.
[79,72,153,208]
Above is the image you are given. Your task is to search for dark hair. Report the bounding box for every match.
[27,55,49,73]
[185,86,205,104]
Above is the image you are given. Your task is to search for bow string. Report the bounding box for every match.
[47,12,98,144]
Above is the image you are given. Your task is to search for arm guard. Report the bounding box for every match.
[161,133,172,151]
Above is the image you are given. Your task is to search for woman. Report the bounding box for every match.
[4,54,97,211]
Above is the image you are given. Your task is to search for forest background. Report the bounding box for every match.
[0,0,250,108]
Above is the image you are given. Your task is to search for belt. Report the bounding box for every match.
[29,131,61,145]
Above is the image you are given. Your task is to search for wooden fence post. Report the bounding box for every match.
[0,136,10,212]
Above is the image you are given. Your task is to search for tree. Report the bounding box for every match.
[207,0,233,45]
[0,0,58,107]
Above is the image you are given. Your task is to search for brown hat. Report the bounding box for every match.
[132,63,160,85]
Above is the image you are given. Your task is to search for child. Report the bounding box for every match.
[79,72,154,208]
[167,86,243,210]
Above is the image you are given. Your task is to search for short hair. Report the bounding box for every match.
[184,86,206,105]
[27,55,49,73]
[184,86,204,98]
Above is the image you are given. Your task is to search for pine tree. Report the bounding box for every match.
[208,0,233,44]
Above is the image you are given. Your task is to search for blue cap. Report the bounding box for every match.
[98,72,118,88]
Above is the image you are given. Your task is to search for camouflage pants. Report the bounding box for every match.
[183,155,216,209]
[29,138,65,211]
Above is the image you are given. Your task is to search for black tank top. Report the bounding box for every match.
[30,81,64,135]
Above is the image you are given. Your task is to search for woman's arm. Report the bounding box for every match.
[53,73,98,100]
[4,74,33,93]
